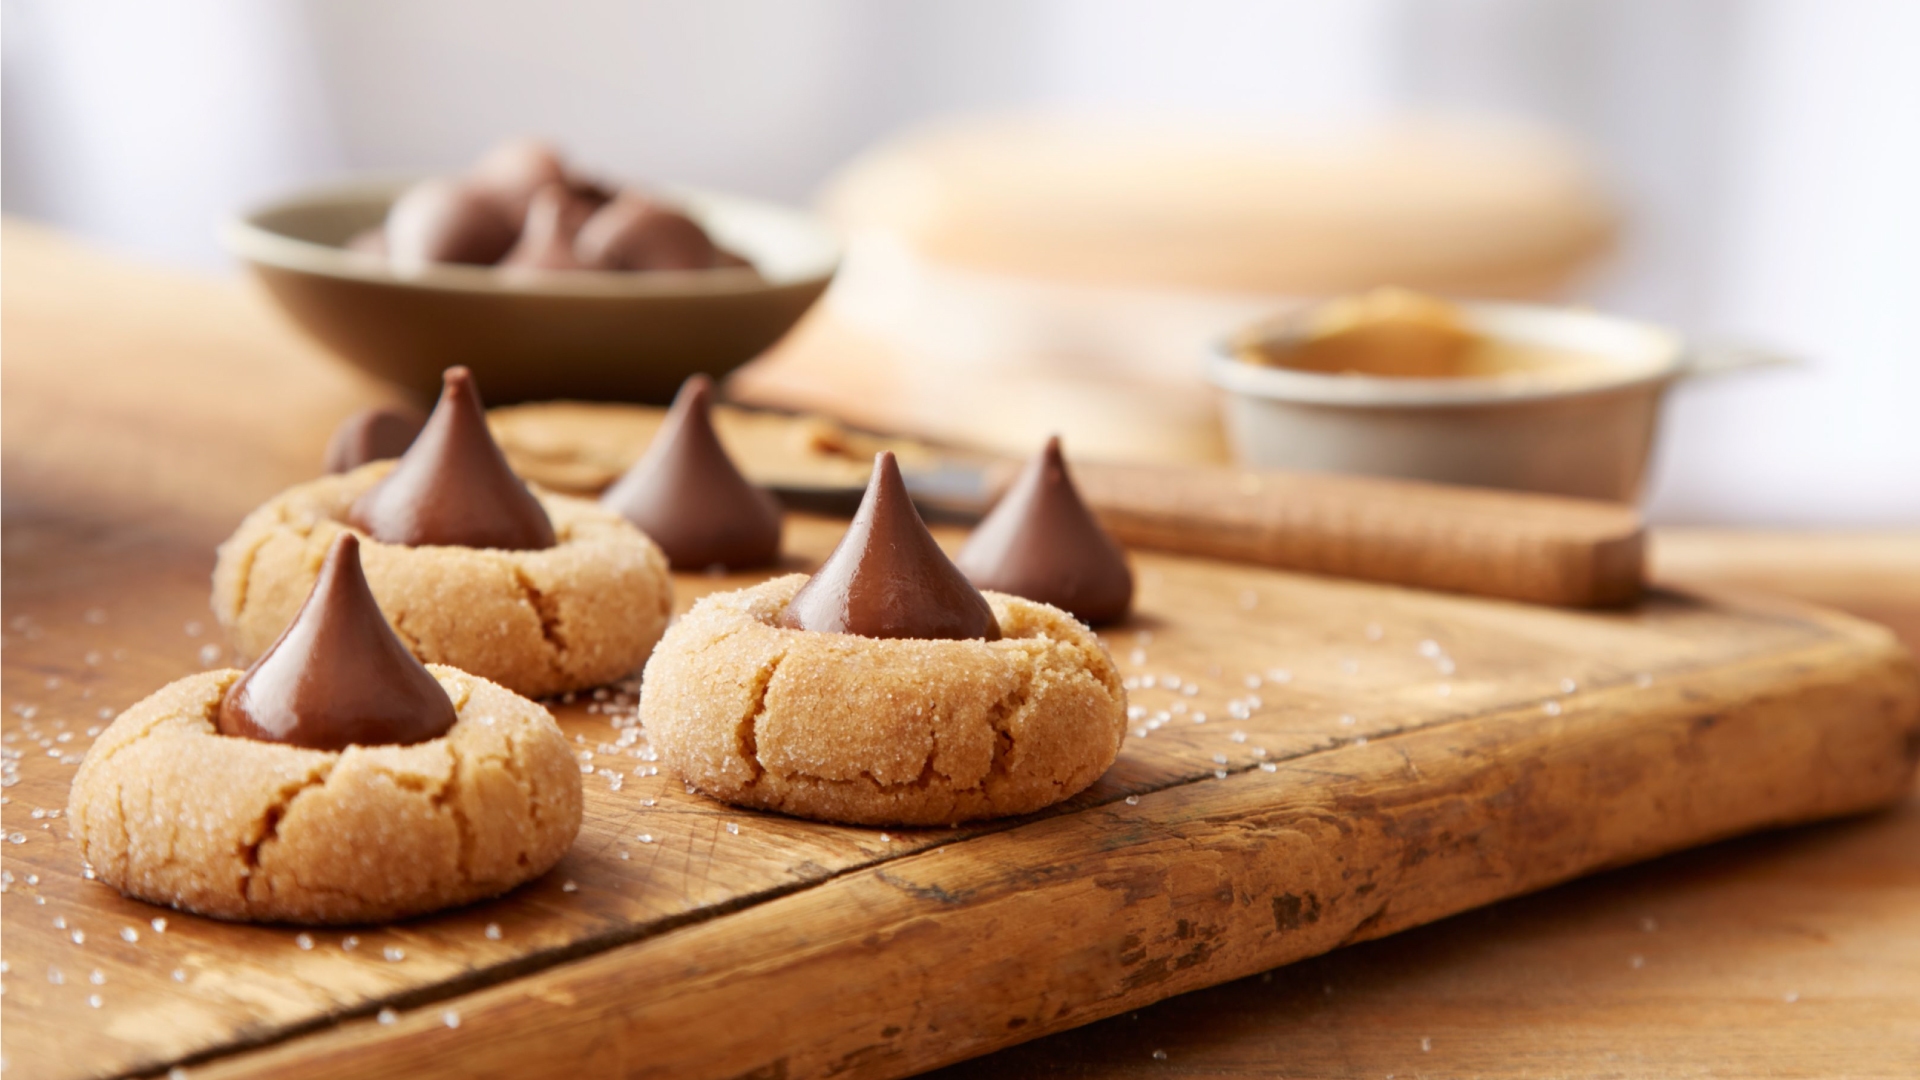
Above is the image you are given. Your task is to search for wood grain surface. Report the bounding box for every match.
[3,225,1916,1080]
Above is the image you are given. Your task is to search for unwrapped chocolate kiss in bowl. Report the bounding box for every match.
[223,168,839,405]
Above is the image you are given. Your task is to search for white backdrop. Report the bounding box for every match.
[5,0,1916,525]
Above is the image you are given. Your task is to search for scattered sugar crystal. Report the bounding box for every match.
[184,620,204,637]
[1260,763,1279,773]
[1191,712,1207,724]
[1783,991,1799,1003]
[172,968,187,982]
[1126,705,1146,721]
[1266,668,1292,683]
[71,930,85,944]
[879,832,892,843]
[640,798,656,807]
[1211,753,1228,765]
[1544,701,1563,716]
[197,644,221,666]
[151,917,168,933]
[1122,677,1140,691]
[484,923,502,941]
[442,1009,461,1029]
[53,917,66,929]
[1161,676,1180,691]
[120,926,138,943]
[1418,639,1442,658]
[88,993,103,1008]
[1152,1049,1168,1061]
[1629,954,1645,969]
[170,1069,189,1080]
[1230,730,1247,743]
[85,726,101,737]
[383,947,405,962]
[295,933,314,950]
[1128,649,1146,665]
[89,969,105,985]
[1243,674,1262,689]
[561,880,578,893]
[1420,1037,1432,1052]
[724,822,739,835]
[48,966,63,985]
[1560,678,1579,693]
[1251,747,1268,758]
[1338,714,1356,727]
[9,833,25,845]
[341,936,359,952]
[1214,769,1228,779]
[1124,795,1139,806]
[1140,675,1156,689]
[1437,658,1457,675]
[97,707,114,721]
[378,1008,398,1025]
[1246,695,1261,709]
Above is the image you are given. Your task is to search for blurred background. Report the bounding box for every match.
[5,0,1917,524]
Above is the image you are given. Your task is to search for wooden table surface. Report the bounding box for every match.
[4,224,1917,1078]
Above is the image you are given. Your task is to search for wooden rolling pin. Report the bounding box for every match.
[1061,462,1644,608]
[488,403,1644,608]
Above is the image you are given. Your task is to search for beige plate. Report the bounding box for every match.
[222,178,841,405]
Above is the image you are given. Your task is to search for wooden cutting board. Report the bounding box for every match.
[2,225,1916,1080]
[4,515,1915,1080]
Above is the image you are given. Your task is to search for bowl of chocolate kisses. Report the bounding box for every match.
[223,139,841,405]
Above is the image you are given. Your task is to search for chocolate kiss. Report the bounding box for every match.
[780,452,999,641]
[600,375,782,569]
[956,436,1133,626]
[347,367,556,550]
[384,178,519,271]
[499,184,596,272]
[469,138,569,221]
[323,405,427,474]
[217,534,457,750]
[575,194,719,271]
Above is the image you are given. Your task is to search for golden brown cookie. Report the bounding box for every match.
[642,575,1127,825]
[66,666,582,925]
[212,461,671,698]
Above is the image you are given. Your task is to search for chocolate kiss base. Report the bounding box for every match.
[348,366,557,551]
[956,435,1134,626]
[217,533,456,751]
[779,451,998,641]
[600,374,782,570]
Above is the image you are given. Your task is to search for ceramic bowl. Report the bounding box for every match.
[223,179,840,405]
[1207,301,1780,503]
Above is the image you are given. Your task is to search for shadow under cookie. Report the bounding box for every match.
[642,574,1129,826]
[211,461,673,698]
[66,667,582,925]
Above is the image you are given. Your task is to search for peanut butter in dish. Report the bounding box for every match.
[1240,288,1615,383]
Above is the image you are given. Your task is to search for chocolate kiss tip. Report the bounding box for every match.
[346,367,556,551]
[779,451,999,641]
[955,434,1133,626]
[217,533,457,751]
[600,374,780,570]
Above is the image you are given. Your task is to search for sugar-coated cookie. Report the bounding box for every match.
[211,461,671,698]
[642,575,1127,826]
[67,666,581,924]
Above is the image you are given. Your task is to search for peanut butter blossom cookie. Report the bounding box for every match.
[213,367,672,698]
[70,534,582,924]
[643,452,1128,825]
